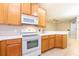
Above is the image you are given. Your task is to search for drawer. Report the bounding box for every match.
[0,40,6,46]
[6,38,22,45]
[48,35,56,38]
[42,36,48,39]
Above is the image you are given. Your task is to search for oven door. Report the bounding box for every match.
[27,39,38,49]
[22,35,41,55]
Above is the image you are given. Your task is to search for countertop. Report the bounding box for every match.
[0,35,22,41]
[0,31,68,41]
[40,31,68,36]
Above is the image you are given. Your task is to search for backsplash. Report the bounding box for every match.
[0,25,39,35]
[0,25,22,35]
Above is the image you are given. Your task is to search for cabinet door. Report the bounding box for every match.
[31,3,39,16]
[0,4,8,24]
[0,40,6,56]
[62,35,67,48]
[7,4,21,25]
[55,35,62,48]
[38,8,46,27]
[49,35,55,49]
[6,44,21,56]
[0,4,4,24]
[21,3,31,15]
[41,38,49,52]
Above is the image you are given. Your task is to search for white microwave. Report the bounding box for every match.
[21,14,38,25]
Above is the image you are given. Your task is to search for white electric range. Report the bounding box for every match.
[22,31,41,56]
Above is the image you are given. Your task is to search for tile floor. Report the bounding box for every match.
[41,39,79,56]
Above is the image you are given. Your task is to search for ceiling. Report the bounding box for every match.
[40,3,79,21]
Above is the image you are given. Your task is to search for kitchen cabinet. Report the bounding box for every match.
[0,3,31,25]
[48,35,55,49]
[21,3,39,16]
[38,8,46,27]
[55,35,62,48]
[6,39,22,56]
[41,36,49,52]
[0,3,47,26]
[62,35,67,48]
[21,3,31,15]
[0,40,6,56]
[7,4,21,25]
[7,44,21,56]
[31,3,39,16]
[0,4,4,24]
[41,35,55,53]
[0,4,8,24]
[55,35,67,48]
[0,38,22,56]
[41,34,67,53]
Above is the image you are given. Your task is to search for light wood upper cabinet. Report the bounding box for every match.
[21,3,31,15]
[7,4,21,25]
[0,4,4,24]
[0,3,46,26]
[31,3,39,16]
[0,4,8,24]
[38,8,46,27]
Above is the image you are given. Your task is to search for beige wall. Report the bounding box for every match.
[45,20,71,31]
[56,21,71,31]
[45,20,56,31]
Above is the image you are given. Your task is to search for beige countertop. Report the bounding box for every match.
[40,31,68,36]
[0,35,22,41]
[0,31,68,41]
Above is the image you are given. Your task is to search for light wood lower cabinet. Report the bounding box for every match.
[7,44,21,56]
[41,35,55,52]
[48,35,55,49]
[41,36,49,52]
[41,35,67,53]
[62,35,67,48]
[55,35,67,48]
[0,38,22,56]
[55,35,62,48]
[0,40,6,56]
